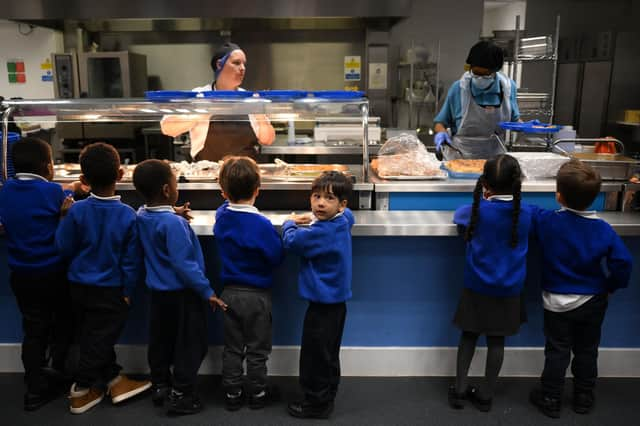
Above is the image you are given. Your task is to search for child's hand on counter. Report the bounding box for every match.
[209,295,228,312]
[65,180,90,194]
[174,202,193,221]
[60,196,74,218]
[288,212,313,225]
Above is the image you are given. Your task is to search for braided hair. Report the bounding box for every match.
[465,154,523,248]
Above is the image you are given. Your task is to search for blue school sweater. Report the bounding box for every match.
[533,208,632,295]
[137,206,214,299]
[454,199,534,297]
[282,208,355,303]
[214,202,283,289]
[55,194,141,297]
[0,175,68,273]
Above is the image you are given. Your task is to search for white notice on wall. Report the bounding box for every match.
[368,63,388,90]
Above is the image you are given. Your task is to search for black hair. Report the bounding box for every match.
[311,171,353,202]
[218,156,260,202]
[466,40,505,72]
[556,159,601,210]
[133,159,174,203]
[11,137,51,177]
[465,154,522,248]
[210,42,242,76]
[79,142,120,190]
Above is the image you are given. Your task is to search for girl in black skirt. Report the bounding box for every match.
[449,154,535,412]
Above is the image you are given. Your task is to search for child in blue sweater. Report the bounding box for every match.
[283,171,355,419]
[529,159,632,418]
[56,143,150,414]
[214,156,283,411]
[134,159,226,415]
[0,137,75,411]
[450,154,534,412]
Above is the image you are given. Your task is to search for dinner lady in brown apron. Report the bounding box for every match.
[161,42,275,161]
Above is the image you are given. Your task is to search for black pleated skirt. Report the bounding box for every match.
[453,288,527,336]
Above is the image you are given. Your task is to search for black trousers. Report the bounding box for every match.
[148,289,208,394]
[222,286,272,395]
[541,293,608,398]
[299,301,347,404]
[69,284,129,390]
[10,269,73,394]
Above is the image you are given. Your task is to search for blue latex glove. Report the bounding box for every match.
[434,131,452,151]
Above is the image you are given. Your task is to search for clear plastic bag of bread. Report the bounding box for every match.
[372,133,445,177]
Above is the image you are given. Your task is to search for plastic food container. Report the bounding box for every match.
[257,90,308,101]
[145,91,199,101]
[200,90,255,99]
[312,91,365,99]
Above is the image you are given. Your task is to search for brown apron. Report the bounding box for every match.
[195,115,258,162]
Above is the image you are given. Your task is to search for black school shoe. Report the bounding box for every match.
[225,390,244,411]
[466,386,492,412]
[24,386,61,411]
[166,390,203,415]
[529,388,561,419]
[249,385,280,410]
[288,399,335,419]
[151,383,170,407]
[448,385,466,409]
[573,391,595,414]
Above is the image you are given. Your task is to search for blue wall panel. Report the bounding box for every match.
[0,234,637,347]
[388,192,605,211]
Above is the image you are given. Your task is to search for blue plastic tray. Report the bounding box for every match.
[200,90,254,99]
[145,91,198,101]
[441,163,482,179]
[257,90,308,100]
[499,121,562,134]
[312,90,365,99]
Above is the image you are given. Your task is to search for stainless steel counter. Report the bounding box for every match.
[188,210,640,237]
[370,175,624,193]
[115,181,374,191]
[260,136,380,156]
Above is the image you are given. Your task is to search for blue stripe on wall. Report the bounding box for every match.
[0,234,637,347]
[388,192,606,211]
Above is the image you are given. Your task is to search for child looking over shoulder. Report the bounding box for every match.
[134,159,226,415]
[529,159,632,419]
[450,154,534,412]
[282,171,355,420]
[214,156,283,411]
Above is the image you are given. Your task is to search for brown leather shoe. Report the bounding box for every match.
[69,383,104,414]
[108,375,152,404]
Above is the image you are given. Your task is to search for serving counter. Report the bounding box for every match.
[370,175,623,211]
[1,97,640,377]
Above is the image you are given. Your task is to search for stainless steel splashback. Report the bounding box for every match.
[4,0,411,19]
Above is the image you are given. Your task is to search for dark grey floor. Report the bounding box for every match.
[2,374,637,425]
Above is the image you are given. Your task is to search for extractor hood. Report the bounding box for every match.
[2,0,412,19]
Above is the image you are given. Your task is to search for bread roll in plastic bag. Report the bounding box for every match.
[375,133,444,177]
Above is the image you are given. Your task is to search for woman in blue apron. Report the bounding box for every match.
[433,41,520,160]
[161,43,275,161]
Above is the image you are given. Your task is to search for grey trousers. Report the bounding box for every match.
[221,285,272,394]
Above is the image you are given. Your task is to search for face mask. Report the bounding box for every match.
[472,73,495,90]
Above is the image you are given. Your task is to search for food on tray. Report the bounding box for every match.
[170,160,220,179]
[445,159,486,174]
[289,164,349,172]
[373,133,445,178]
[373,154,445,177]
